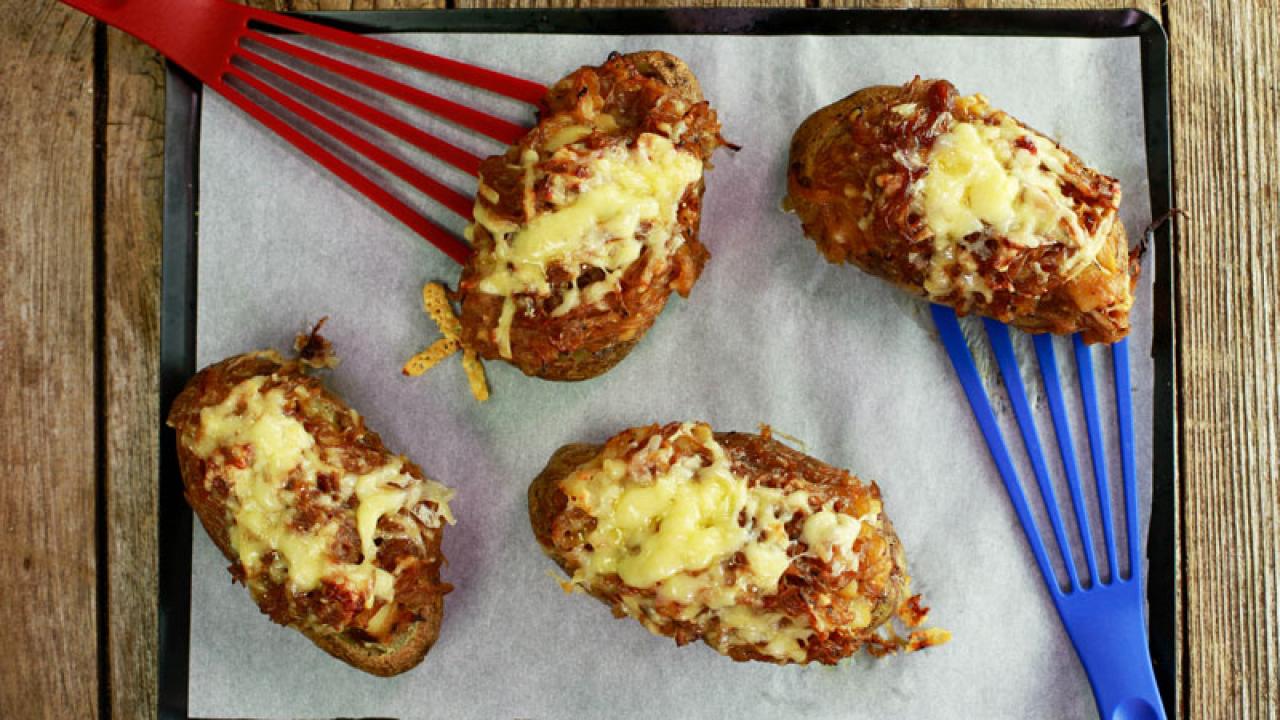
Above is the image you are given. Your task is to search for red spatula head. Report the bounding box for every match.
[60,0,548,265]
[61,0,247,82]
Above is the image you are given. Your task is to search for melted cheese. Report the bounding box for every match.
[561,423,886,662]
[192,375,455,606]
[914,98,1109,299]
[564,426,793,599]
[354,464,410,564]
[802,508,863,565]
[470,133,703,358]
[545,124,593,151]
[718,606,811,663]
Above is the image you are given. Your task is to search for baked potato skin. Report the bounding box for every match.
[168,351,447,676]
[457,51,721,381]
[529,429,911,665]
[786,79,1137,344]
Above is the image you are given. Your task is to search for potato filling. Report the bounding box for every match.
[559,422,884,662]
[468,133,703,358]
[192,375,455,608]
[913,95,1117,300]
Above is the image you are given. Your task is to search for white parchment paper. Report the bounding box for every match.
[190,32,1154,720]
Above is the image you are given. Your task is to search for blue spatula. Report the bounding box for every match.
[930,305,1165,720]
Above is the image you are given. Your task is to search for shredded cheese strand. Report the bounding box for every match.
[403,282,490,402]
[402,337,460,377]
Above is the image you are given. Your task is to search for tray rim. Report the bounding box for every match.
[157,8,1176,719]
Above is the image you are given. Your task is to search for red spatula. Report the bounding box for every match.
[62,0,546,265]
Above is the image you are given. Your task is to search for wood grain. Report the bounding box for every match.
[6,1,1279,719]
[0,3,100,719]
[820,0,1158,11]
[456,1,803,7]
[1170,2,1280,718]
[240,0,443,10]
[102,25,164,720]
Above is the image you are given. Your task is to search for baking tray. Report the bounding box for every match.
[157,8,1175,719]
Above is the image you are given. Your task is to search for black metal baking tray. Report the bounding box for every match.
[158,8,1175,719]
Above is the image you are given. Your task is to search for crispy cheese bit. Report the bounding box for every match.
[758,424,809,454]
[897,593,932,627]
[293,317,340,370]
[402,337,460,377]
[422,282,460,340]
[461,350,489,402]
[404,282,491,401]
[862,594,950,656]
[548,570,576,594]
[906,627,953,652]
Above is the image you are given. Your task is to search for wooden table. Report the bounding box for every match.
[2,1,1276,718]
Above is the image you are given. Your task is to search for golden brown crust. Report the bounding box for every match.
[624,50,703,99]
[786,78,1137,344]
[528,442,600,552]
[167,350,448,677]
[299,603,442,677]
[527,426,916,665]
[458,51,723,380]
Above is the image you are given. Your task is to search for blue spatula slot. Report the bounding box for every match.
[1073,335,1122,583]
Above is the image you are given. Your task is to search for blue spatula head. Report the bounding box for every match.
[930,304,1164,720]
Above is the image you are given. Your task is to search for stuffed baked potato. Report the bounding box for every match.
[457,51,727,380]
[529,422,946,664]
[785,78,1138,344]
[167,337,455,676]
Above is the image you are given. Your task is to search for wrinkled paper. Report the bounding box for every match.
[190,31,1154,720]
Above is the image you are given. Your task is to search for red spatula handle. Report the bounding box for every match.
[58,0,245,83]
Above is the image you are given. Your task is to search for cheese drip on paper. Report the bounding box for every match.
[912,95,1116,300]
[560,423,883,662]
[468,133,703,358]
[192,375,455,612]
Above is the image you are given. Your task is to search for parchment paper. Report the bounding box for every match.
[190,32,1154,720]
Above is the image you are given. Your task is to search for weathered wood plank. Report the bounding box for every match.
[1169,1,1280,718]
[820,0,1158,11]
[240,0,443,10]
[102,25,164,720]
[456,1,803,7]
[0,2,99,719]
